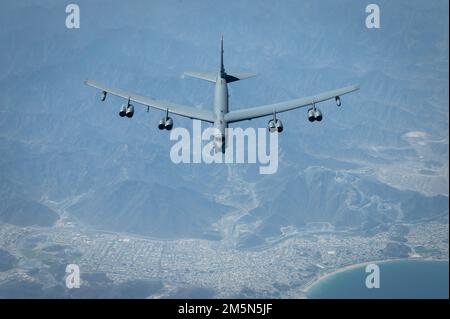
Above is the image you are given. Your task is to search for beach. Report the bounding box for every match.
[302,257,447,297]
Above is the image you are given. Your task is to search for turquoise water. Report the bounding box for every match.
[307,260,449,299]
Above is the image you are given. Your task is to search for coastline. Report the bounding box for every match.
[302,257,449,297]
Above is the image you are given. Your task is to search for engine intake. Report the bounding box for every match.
[268,119,277,133]
[268,118,283,133]
[158,118,166,130]
[125,105,134,118]
[314,108,322,121]
[275,119,283,132]
[165,117,173,130]
[119,105,127,117]
[158,117,173,130]
[307,107,323,122]
[307,108,315,122]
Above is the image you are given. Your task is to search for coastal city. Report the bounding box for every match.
[0,219,447,298]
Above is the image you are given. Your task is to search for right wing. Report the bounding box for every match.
[85,80,215,123]
[225,85,360,123]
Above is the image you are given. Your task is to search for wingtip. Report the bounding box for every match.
[349,84,360,91]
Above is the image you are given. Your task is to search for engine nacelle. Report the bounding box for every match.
[314,108,323,121]
[125,105,134,118]
[158,118,166,130]
[119,105,127,117]
[268,119,283,133]
[268,119,277,133]
[100,91,107,101]
[275,119,283,133]
[164,117,173,130]
[307,108,315,122]
[335,96,341,107]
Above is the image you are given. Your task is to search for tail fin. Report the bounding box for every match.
[220,36,225,77]
[220,37,256,82]
[184,37,256,83]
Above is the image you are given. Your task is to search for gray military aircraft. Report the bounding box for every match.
[86,38,359,153]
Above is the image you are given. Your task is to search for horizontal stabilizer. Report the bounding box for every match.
[184,72,216,83]
[184,71,257,83]
[225,73,257,83]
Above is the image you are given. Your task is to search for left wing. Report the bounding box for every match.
[225,85,359,123]
[85,80,215,123]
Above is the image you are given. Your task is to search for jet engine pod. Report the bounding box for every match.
[125,105,134,118]
[119,105,127,117]
[335,96,341,107]
[275,119,283,133]
[268,119,277,133]
[314,108,323,122]
[164,117,173,130]
[158,118,166,130]
[307,108,315,122]
[100,91,107,101]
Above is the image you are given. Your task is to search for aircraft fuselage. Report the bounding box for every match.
[212,71,229,152]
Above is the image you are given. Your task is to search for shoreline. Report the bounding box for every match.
[302,257,449,296]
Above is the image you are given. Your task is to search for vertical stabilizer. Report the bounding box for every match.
[184,37,256,83]
[220,36,225,77]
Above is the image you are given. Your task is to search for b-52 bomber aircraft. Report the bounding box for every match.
[85,38,359,153]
